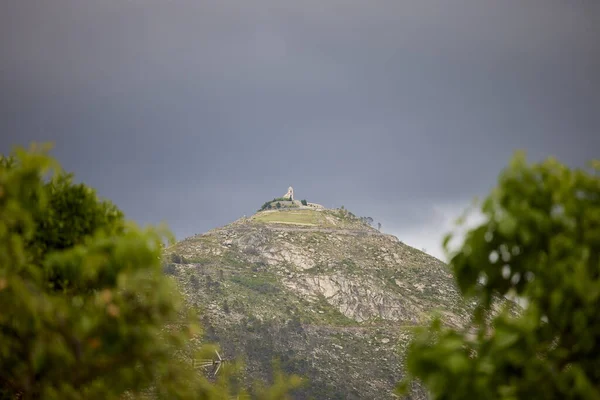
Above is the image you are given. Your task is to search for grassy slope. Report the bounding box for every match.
[249,209,379,231]
[250,209,322,226]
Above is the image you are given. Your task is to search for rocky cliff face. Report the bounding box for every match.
[166,209,472,399]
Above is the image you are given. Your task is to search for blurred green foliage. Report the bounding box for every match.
[0,144,302,400]
[399,152,600,399]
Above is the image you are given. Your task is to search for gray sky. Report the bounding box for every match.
[1,0,599,260]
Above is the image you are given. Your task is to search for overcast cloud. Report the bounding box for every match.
[1,0,599,260]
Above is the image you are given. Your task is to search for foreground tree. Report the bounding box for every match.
[399,153,600,399]
[0,145,300,399]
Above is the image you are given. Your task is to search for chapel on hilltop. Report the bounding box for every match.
[283,186,294,201]
[259,186,325,211]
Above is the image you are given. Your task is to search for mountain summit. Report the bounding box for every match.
[166,205,470,399]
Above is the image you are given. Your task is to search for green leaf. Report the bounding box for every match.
[494,330,519,349]
[498,215,518,237]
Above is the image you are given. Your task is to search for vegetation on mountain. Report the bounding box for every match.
[169,206,468,399]
[259,198,291,211]
[0,145,301,399]
[400,153,600,399]
[329,208,375,229]
[359,216,374,226]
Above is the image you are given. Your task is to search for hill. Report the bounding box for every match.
[165,208,473,399]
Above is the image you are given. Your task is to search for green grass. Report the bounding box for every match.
[251,209,322,226]
[230,274,281,294]
[250,209,376,231]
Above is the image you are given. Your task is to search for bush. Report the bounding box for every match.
[163,262,178,276]
[0,145,301,399]
[189,274,200,290]
[259,197,291,211]
[0,145,215,399]
[399,153,600,399]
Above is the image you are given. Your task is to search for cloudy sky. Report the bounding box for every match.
[1,0,599,260]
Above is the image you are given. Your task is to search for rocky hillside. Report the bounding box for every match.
[165,208,473,399]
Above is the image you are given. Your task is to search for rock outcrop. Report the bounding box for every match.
[166,208,471,399]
